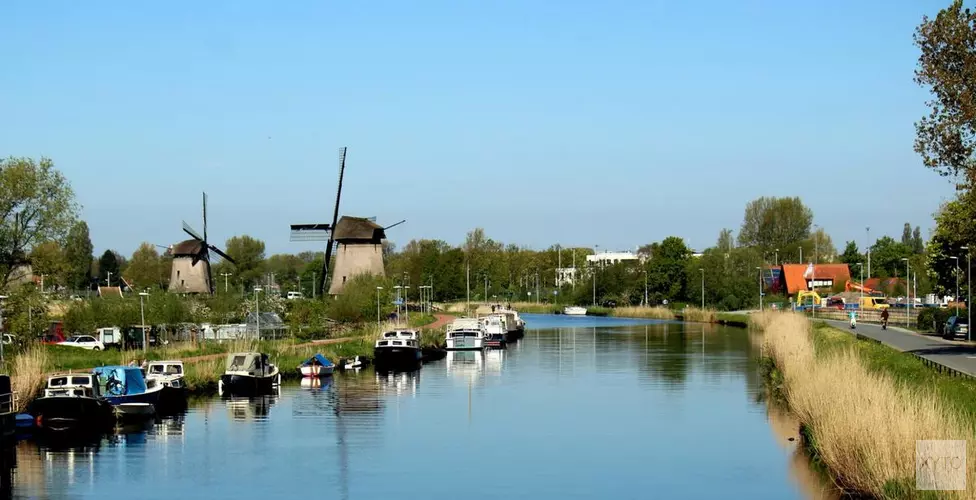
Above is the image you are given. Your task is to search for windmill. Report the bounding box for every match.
[290,147,348,296]
[167,192,235,295]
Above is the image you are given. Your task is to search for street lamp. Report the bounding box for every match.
[376,286,383,326]
[855,262,863,310]
[642,268,648,307]
[393,285,402,325]
[139,292,149,352]
[106,271,113,288]
[901,258,910,327]
[254,287,263,339]
[964,246,971,341]
[952,256,961,316]
[699,268,705,309]
[756,267,763,312]
[404,286,411,325]
[775,249,779,267]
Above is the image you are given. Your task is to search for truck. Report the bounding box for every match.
[858,297,889,310]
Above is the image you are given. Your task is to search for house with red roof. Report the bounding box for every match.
[780,264,851,294]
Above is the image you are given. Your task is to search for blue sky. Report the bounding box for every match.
[0,1,960,257]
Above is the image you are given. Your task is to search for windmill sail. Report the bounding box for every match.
[319,147,347,295]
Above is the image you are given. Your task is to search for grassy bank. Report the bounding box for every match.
[761,313,976,498]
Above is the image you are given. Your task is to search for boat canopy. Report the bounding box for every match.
[300,354,334,368]
[93,366,148,396]
[225,352,271,375]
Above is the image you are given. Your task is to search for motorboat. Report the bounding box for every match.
[493,307,526,339]
[298,354,335,377]
[219,352,281,397]
[92,366,163,420]
[114,402,156,421]
[563,306,588,316]
[145,360,188,411]
[28,373,114,432]
[445,318,486,351]
[337,355,371,371]
[0,375,15,439]
[480,315,507,348]
[373,330,422,371]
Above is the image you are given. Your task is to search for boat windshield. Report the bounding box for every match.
[72,376,90,385]
[149,364,165,374]
[49,377,68,386]
[167,365,183,374]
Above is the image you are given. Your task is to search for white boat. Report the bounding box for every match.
[563,306,588,316]
[114,402,156,421]
[374,330,422,371]
[219,352,281,397]
[446,318,486,350]
[298,354,335,377]
[145,360,186,389]
[479,315,507,348]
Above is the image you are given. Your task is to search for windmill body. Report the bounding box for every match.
[168,192,235,295]
[328,216,387,295]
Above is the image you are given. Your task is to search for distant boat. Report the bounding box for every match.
[563,306,587,316]
[445,318,486,351]
[298,354,335,377]
[338,355,371,371]
[374,330,422,371]
[219,352,280,397]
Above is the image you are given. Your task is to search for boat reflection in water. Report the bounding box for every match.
[446,350,484,383]
[300,376,333,391]
[374,370,419,397]
[224,394,279,422]
[484,347,504,375]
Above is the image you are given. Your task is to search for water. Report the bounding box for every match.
[1,314,838,499]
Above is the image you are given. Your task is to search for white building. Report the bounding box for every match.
[586,251,641,267]
[556,267,577,287]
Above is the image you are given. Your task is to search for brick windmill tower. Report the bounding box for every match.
[168,192,235,294]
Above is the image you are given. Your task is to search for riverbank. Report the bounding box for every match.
[760,313,976,498]
[498,302,750,327]
[5,313,450,403]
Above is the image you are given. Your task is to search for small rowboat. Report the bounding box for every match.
[298,354,335,377]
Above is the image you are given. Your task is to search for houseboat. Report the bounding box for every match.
[145,360,188,411]
[373,330,422,371]
[219,352,281,396]
[480,315,507,348]
[494,307,526,339]
[563,306,587,316]
[298,354,335,377]
[28,373,114,432]
[445,318,486,351]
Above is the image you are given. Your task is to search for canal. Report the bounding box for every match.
[1,314,838,499]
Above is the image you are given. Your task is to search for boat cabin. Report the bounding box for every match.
[225,352,276,377]
[446,318,485,338]
[0,375,14,416]
[146,360,185,388]
[44,373,101,398]
[376,330,420,348]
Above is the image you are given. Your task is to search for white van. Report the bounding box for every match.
[95,326,123,349]
[287,291,304,300]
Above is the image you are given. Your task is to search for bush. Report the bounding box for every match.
[328,274,394,323]
[916,307,955,334]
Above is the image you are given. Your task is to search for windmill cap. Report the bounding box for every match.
[333,216,385,241]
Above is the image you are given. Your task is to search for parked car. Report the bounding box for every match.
[58,335,105,351]
[944,315,969,340]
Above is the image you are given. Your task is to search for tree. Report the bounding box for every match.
[870,236,914,278]
[98,250,120,285]
[912,226,925,254]
[806,227,837,263]
[902,223,913,247]
[914,1,976,183]
[737,196,813,253]
[0,157,78,288]
[839,241,863,268]
[224,235,265,288]
[716,229,734,253]
[30,240,67,289]
[645,236,692,303]
[64,221,93,290]
[265,253,305,291]
[125,243,164,291]
[927,192,976,296]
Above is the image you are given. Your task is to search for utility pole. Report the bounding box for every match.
[572,249,576,291]
[866,227,871,280]
[312,271,317,299]
[466,263,470,313]
[700,268,705,309]
[221,272,233,293]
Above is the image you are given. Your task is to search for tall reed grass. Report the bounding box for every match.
[11,347,51,405]
[763,313,976,498]
[608,306,676,320]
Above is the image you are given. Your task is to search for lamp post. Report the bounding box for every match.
[643,268,648,307]
[964,246,971,341]
[953,256,961,316]
[901,258,910,327]
[221,272,233,293]
[139,292,149,352]
[699,268,705,309]
[775,249,779,267]
[404,286,411,325]
[254,287,263,339]
[393,285,402,325]
[756,266,763,312]
[376,286,383,326]
[856,262,863,308]
[866,226,871,280]
[106,271,113,288]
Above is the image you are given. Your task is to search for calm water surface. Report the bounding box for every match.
[1,314,838,499]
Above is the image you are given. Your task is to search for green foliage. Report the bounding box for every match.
[0,157,78,289]
[97,249,120,285]
[223,235,265,288]
[686,241,762,311]
[737,196,813,254]
[328,274,394,323]
[125,243,166,291]
[286,299,331,339]
[914,0,976,181]
[869,236,914,278]
[265,253,305,292]
[839,241,863,268]
[30,240,67,289]
[64,221,93,290]
[4,284,49,337]
[645,236,692,303]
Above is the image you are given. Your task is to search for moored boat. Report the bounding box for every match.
[114,402,156,422]
[0,375,15,439]
[563,306,587,316]
[337,355,371,371]
[145,360,188,412]
[493,307,526,339]
[374,330,422,371]
[93,366,165,410]
[445,318,486,351]
[219,352,281,397]
[28,373,115,432]
[480,315,507,348]
[298,354,335,377]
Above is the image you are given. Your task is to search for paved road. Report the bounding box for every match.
[824,320,976,377]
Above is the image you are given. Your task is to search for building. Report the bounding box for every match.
[780,263,851,294]
[328,216,387,295]
[586,251,641,267]
[556,267,577,287]
[167,240,212,294]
